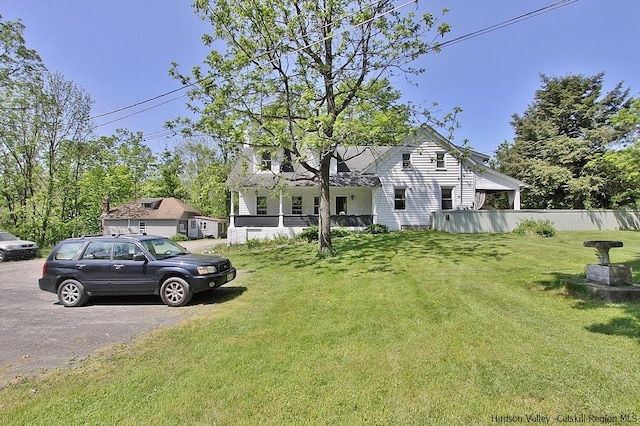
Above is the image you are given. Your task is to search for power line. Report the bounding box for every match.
[91,0,418,124]
[94,0,580,134]
[94,94,188,128]
[434,0,579,51]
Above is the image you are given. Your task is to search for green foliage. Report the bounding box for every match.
[175,0,451,252]
[596,99,640,207]
[297,225,353,242]
[364,223,389,234]
[174,139,233,219]
[169,233,189,242]
[297,225,319,242]
[143,149,186,199]
[495,73,634,209]
[512,219,556,238]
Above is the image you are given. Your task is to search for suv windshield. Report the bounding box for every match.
[140,238,189,259]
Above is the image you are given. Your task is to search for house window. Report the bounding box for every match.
[441,187,453,210]
[260,152,272,171]
[201,222,207,229]
[292,196,303,215]
[394,188,406,210]
[436,152,446,169]
[336,196,347,215]
[256,196,267,215]
[314,196,319,215]
[280,149,294,172]
[402,153,411,169]
[139,221,146,234]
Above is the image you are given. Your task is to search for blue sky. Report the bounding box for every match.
[3,0,639,156]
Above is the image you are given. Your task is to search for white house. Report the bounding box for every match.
[226,127,525,244]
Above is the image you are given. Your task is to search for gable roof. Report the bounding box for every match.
[102,197,202,220]
[227,126,524,189]
[360,126,489,173]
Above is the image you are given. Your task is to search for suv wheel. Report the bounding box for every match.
[160,277,193,307]
[0,250,5,262]
[57,279,89,307]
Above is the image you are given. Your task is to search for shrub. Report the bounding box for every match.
[512,219,556,238]
[364,224,389,234]
[331,227,352,238]
[298,226,319,242]
[297,226,353,242]
[169,233,189,242]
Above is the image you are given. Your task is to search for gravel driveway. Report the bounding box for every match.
[0,238,239,388]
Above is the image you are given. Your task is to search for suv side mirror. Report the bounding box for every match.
[133,253,147,262]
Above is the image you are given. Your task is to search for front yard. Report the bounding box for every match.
[2,230,640,424]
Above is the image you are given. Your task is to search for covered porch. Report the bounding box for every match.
[227,180,379,245]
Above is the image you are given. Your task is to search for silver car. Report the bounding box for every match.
[0,232,39,262]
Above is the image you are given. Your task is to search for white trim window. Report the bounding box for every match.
[394,188,406,210]
[256,196,267,215]
[441,187,453,210]
[139,221,147,234]
[313,196,319,215]
[436,152,446,169]
[292,196,303,215]
[402,153,411,169]
[260,152,272,171]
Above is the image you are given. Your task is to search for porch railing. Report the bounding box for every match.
[234,215,373,228]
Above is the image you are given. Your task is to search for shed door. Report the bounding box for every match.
[188,219,199,238]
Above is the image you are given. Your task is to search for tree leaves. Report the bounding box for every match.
[496,73,635,209]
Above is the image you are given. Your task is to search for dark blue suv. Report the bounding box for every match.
[39,234,236,307]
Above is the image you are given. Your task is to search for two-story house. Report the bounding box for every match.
[226,126,525,244]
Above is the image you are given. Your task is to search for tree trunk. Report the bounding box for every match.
[318,154,332,252]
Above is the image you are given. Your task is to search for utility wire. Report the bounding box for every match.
[91,0,418,123]
[434,0,579,51]
[93,0,580,133]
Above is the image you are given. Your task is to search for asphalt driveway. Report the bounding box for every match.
[0,238,240,388]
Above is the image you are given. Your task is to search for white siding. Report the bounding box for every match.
[371,141,477,230]
[103,219,178,238]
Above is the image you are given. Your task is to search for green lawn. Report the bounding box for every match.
[2,230,640,425]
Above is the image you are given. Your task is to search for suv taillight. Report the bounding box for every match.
[41,262,47,277]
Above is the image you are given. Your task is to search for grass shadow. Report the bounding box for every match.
[539,270,640,343]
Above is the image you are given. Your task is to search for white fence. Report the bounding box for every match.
[430,210,640,233]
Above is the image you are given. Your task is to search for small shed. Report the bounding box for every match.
[188,216,228,239]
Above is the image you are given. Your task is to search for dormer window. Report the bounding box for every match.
[260,152,272,171]
[280,149,294,172]
[337,154,350,172]
[402,153,411,169]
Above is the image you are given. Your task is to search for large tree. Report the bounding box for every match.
[596,98,640,207]
[174,0,450,253]
[495,73,633,209]
[175,137,232,219]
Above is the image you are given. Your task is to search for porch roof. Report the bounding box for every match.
[231,171,381,189]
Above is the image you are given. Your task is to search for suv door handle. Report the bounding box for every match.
[76,263,86,269]
[113,264,124,270]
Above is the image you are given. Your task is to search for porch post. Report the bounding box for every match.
[372,188,378,224]
[513,188,521,210]
[229,190,236,227]
[278,189,284,227]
